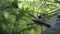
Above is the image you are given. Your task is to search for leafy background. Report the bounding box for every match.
[0,0,60,34]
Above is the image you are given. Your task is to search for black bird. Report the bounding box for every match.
[28,13,51,28]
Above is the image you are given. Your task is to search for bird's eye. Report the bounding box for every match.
[57,15,60,18]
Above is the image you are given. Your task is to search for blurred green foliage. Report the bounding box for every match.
[0,0,60,34]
